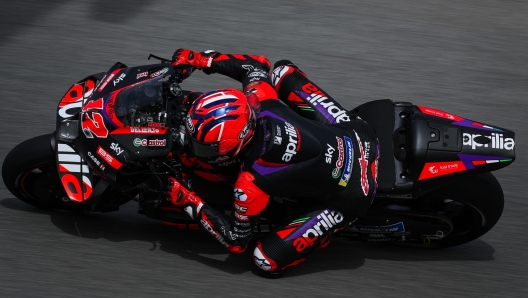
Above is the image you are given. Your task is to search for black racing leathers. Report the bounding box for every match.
[173,52,379,272]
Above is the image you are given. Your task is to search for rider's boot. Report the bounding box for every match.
[252,208,347,277]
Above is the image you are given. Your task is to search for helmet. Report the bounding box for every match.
[185,88,257,163]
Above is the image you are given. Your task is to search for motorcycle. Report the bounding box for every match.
[2,54,516,248]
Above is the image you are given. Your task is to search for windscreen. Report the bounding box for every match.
[114,78,167,126]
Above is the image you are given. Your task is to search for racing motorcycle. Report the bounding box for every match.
[2,55,516,248]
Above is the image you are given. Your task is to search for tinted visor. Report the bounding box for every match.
[190,138,220,159]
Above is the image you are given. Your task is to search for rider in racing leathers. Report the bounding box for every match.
[166,48,379,276]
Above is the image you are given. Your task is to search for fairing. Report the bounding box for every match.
[55,62,174,203]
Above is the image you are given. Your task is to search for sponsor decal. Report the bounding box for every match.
[97,69,120,92]
[234,188,248,201]
[147,122,165,127]
[367,238,392,242]
[248,71,267,78]
[282,122,301,162]
[150,67,169,78]
[134,138,146,147]
[418,106,464,121]
[185,117,195,133]
[371,144,379,186]
[288,210,344,252]
[136,71,148,79]
[234,204,248,214]
[133,138,166,147]
[325,144,335,164]
[57,143,93,202]
[463,133,514,150]
[113,73,126,86]
[96,146,123,170]
[110,142,124,155]
[217,159,239,167]
[419,161,466,180]
[211,156,230,163]
[354,131,369,195]
[111,126,168,135]
[351,222,405,233]
[234,212,249,221]
[254,246,273,271]
[332,137,345,178]
[274,125,282,144]
[299,83,350,123]
[200,218,230,248]
[239,119,252,139]
[271,65,291,86]
[338,136,354,187]
[87,151,101,167]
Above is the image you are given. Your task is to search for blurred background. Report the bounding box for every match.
[0,0,526,296]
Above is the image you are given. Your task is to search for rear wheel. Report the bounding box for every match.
[423,172,504,248]
[341,173,504,248]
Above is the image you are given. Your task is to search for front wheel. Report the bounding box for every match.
[2,134,81,210]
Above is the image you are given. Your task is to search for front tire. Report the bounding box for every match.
[2,134,80,210]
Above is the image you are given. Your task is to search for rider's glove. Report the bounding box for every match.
[166,176,204,219]
[171,48,213,70]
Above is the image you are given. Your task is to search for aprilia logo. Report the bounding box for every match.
[301,83,350,123]
[293,210,344,252]
[463,133,514,150]
[200,218,229,248]
[282,122,301,162]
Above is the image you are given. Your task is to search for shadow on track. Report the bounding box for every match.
[1,197,496,278]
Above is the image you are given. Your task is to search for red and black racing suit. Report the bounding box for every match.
[173,52,379,272]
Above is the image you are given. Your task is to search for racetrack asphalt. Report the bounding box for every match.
[0,0,527,297]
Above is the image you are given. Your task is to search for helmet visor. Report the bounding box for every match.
[190,138,220,159]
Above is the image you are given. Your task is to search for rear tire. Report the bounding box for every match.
[2,134,81,210]
[426,172,504,248]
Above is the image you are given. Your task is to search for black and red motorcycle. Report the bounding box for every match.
[2,55,516,248]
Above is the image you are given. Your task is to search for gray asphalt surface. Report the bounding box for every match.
[1,0,527,297]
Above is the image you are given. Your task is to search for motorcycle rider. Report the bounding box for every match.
[167,48,379,276]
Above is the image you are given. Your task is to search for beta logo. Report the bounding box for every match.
[463,133,514,150]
